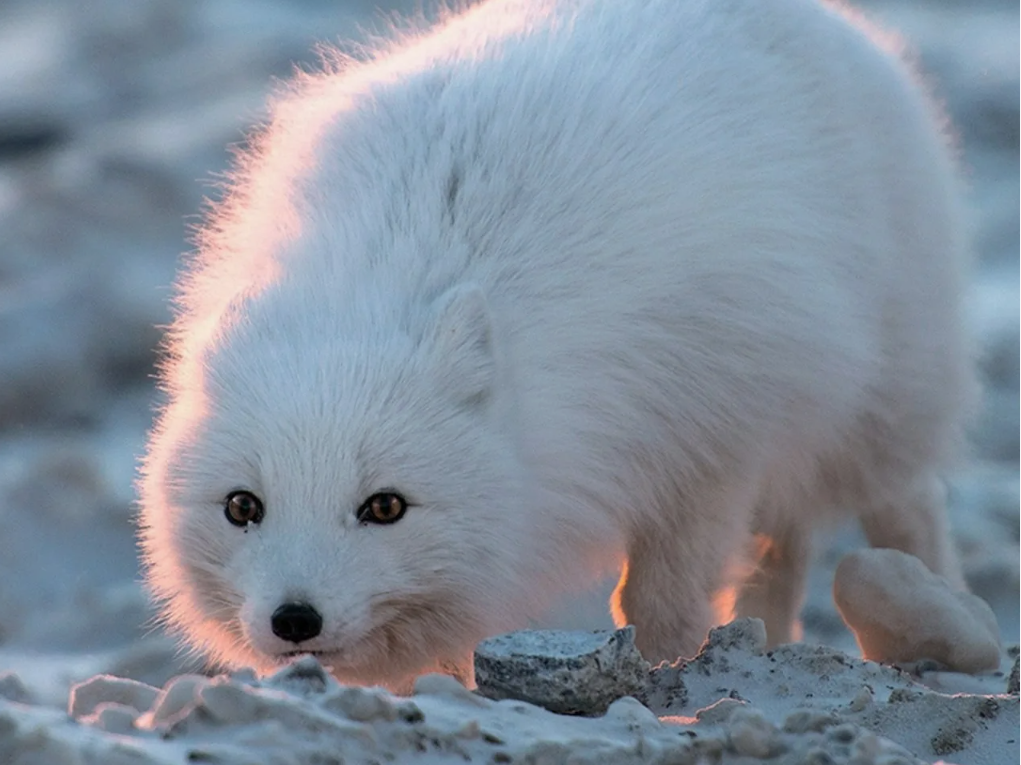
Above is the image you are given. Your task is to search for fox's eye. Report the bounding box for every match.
[357,492,407,525]
[225,491,265,527]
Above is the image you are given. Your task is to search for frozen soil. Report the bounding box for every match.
[0,0,1016,763]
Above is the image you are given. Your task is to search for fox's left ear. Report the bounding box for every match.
[426,283,494,405]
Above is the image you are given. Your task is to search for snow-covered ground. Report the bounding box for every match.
[0,1,1016,763]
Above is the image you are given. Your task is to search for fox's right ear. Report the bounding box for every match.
[424,283,494,405]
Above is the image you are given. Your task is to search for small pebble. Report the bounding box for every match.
[848,685,873,712]
[396,700,425,723]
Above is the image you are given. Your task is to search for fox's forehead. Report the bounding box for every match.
[182,357,456,503]
[204,293,416,373]
[169,406,372,527]
[200,302,421,414]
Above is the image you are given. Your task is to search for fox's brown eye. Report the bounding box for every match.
[357,492,407,525]
[225,491,264,527]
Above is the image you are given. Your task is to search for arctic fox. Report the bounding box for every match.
[138,0,976,688]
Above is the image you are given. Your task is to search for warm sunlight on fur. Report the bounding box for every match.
[138,0,973,689]
[611,560,630,629]
[711,586,739,629]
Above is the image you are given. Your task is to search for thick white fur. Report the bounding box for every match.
[138,0,977,689]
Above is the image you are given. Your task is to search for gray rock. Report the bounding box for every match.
[1009,655,1019,694]
[473,626,649,716]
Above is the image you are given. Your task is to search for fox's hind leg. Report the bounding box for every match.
[857,471,965,589]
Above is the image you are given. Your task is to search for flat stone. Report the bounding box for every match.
[833,548,1001,673]
[473,626,649,715]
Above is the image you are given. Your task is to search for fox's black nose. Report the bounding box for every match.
[271,602,323,643]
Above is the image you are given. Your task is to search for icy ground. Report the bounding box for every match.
[0,1,1017,763]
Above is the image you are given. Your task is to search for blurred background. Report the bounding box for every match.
[0,0,1016,706]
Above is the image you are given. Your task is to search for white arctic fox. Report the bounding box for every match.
[138,0,977,688]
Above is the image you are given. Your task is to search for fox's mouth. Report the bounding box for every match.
[280,649,331,659]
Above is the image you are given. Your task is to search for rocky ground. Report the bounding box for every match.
[0,0,1017,763]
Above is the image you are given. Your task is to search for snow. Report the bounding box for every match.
[0,0,1017,763]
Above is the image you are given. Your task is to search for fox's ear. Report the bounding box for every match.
[426,283,494,405]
